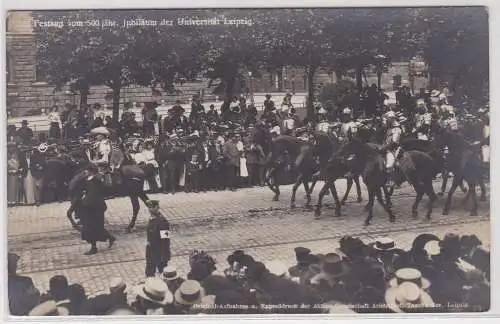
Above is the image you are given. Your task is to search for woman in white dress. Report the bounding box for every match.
[48,106,62,139]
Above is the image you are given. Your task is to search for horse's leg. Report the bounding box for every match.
[425,180,438,220]
[461,184,472,205]
[412,189,424,219]
[340,177,353,205]
[468,179,479,216]
[354,176,363,203]
[290,173,303,209]
[314,181,331,219]
[383,185,395,222]
[126,194,140,233]
[364,187,375,226]
[302,179,312,208]
[329,181,342,217]
[265,168,280,201]
[439,170,448,197]
[375,187,388,212]
[479,179,487,201]
[442,177,460,215]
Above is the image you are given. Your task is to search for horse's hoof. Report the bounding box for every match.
[108,236,116,248]
[314,210,321,217]
[412,210,418,219]
[290,203,296,209]
[357,197,363,203]
[335,210,341,218]
[470,211,478,217]
[84,248,98,256]
[273,197,279,202]
[437,192,444,197]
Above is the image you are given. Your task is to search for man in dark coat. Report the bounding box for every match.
[145,200,171,277]
[8,252,40,316]
[223,134,241,191]
[78,174,115,255]
[30,148,46,205]
[206,105,219,124]
[17,120,33,144]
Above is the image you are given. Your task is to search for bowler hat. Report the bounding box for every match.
[162,265,180,281]
[373,237,396,251]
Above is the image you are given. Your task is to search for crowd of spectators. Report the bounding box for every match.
[9,230,490,316]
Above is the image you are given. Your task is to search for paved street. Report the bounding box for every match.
[8,180,490,298]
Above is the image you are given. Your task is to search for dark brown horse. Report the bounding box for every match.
[438,129,487,216]
[391,150,439,220]
[325,139,395,226]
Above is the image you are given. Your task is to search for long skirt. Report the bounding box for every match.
[79,206,110,244]
[24,170,36,204]
[7,174,18,204]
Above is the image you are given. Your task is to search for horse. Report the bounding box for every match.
[328,138,395,226]
[391,150,439,220]
[263,135,315,205]
[66,142,149,232]
[438,129,487,216]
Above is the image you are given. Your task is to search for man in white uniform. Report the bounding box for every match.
[384,119,403,171]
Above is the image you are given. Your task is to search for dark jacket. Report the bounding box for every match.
[8,275,41,316]
[146,215,171,262]
[245,144,265,165]
[17,127,33,144]
[223,141,241,166]
[30,151,46,180]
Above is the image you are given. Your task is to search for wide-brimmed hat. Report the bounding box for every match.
[388,268,430,290]
[373,237,396,251]
[28,300,69,316]
[135,277,173,306]
[174,280,206,306]
[385,281,435,313]
[90,127,110,136]
[321,253,350,278]
[411,234,441,252]
[430,89,441,97]
[423,240,441,258]
[162,265,180,281]
[265,260,289,277]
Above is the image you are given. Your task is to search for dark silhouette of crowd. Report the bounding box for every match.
[8,231,490,316]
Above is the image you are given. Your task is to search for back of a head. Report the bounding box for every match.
[49,275,69,298]
[106,305,141,315]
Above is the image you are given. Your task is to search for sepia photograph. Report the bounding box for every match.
[5,6,490,316]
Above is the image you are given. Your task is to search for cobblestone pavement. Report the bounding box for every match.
[8,180,490,298]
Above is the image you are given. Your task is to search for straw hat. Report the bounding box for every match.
[174,280,206,306]
[423,240,441,258]
[162,265,180,281]
[135,277,173,306]
[373,237,396,251]
[265,260,289,277]
[90,127,110,136]
[28,300,69,316]
[385,281,435,313]
[388,268,430,290]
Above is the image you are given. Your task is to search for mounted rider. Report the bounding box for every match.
[282,107,300,136]
[340,107,359,142]
[315,107,330,133]
[414,99,432,140]
[86,127,114,185]
[383,115,403,173]
[440,105,459,132]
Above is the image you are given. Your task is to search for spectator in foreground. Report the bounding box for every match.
[8,252,41,316]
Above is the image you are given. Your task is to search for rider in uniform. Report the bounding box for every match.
[440,105,459,132]
[282,108,300,136]
[384,117,403,173]
[87,130,112,185]
[414,99,432,140]
[340,108,358,142]
[316,108,330,133]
